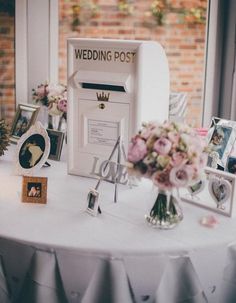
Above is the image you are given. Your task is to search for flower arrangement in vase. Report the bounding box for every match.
[32,82,67,130]
[127,121,207,229]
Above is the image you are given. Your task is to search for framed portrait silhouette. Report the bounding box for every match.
[15,122,50,176]
[207,117,236,169]
[10,104,40,143]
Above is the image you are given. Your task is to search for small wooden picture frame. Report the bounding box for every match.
[10,104,40,143]
[22,176,47,204]
[46,129,64,161]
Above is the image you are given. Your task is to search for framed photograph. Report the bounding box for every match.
[10,104,40,143]
[226,156,236,174]
[22,176,47,204]
[86,188,99,216]
[207,117,236,169]
[180,167,236,217]
[46,129,64,161]
[15,122,50,176]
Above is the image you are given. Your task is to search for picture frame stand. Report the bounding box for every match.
[86,136,127,215]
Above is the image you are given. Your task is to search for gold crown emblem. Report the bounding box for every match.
[96,92,110,101]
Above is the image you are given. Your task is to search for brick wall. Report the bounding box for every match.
[59,0,207,127]
[0,10,15,123]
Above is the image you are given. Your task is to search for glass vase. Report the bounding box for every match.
[145,189,183,229]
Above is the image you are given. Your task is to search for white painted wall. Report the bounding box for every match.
[15,0,58,106]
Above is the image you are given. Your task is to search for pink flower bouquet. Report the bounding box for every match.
[32,82,67,116]
[127,121,207,191]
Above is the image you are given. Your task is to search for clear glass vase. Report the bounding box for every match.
[145,189,183,229]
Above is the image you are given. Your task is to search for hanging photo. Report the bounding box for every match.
[46,129,64,161]
[10,104,40,143]
[22,176,47,204]
[15,122,50,176]
[206,117,236,169]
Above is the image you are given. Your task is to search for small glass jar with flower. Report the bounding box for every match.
[127,121,207,229]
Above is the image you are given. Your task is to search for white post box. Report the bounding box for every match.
[67,38,169,177]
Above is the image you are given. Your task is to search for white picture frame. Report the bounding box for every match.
[15,122,51,176]
[86,188,100,216]
[180,167,236,217]
[207,117,236,169]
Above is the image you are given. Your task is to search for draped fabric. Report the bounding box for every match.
[0,256,11,303]
[0,239,233,303]
[17,250,68,303]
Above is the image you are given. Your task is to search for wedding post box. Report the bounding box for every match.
[67,38,169,177]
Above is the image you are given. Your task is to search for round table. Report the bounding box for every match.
[0,145,235,303]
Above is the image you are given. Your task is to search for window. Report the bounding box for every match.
[59,0,208,127]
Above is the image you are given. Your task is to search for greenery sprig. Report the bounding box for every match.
[0,119,10,156]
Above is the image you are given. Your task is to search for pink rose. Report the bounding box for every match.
[153,137,172,155]
[152,169,172,190]
[57,99,67,113]
[169,165,190,188]
[128,137,148,163]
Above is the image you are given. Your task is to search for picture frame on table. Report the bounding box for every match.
[10,104,40,143]
[22,176,47,204]
[15,122,51,176]
[226,156,236,174]
[180,167,236,217]
[206,117,236,169]
[46,129,64,161]
[86,188,99,216]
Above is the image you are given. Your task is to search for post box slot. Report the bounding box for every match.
[81,82,126,92]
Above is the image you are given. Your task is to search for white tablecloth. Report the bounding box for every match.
[0,146,236,303]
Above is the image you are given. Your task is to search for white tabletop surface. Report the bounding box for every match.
[0,144,235,256]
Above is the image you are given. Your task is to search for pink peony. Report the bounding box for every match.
[153,137,172,155]
[128,137,148,163]
[171,152,186,167]
[152,169,172,190]
[169,165,190,188]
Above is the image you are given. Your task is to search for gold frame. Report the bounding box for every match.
[10,104,40,143]
[22,176,48,204]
